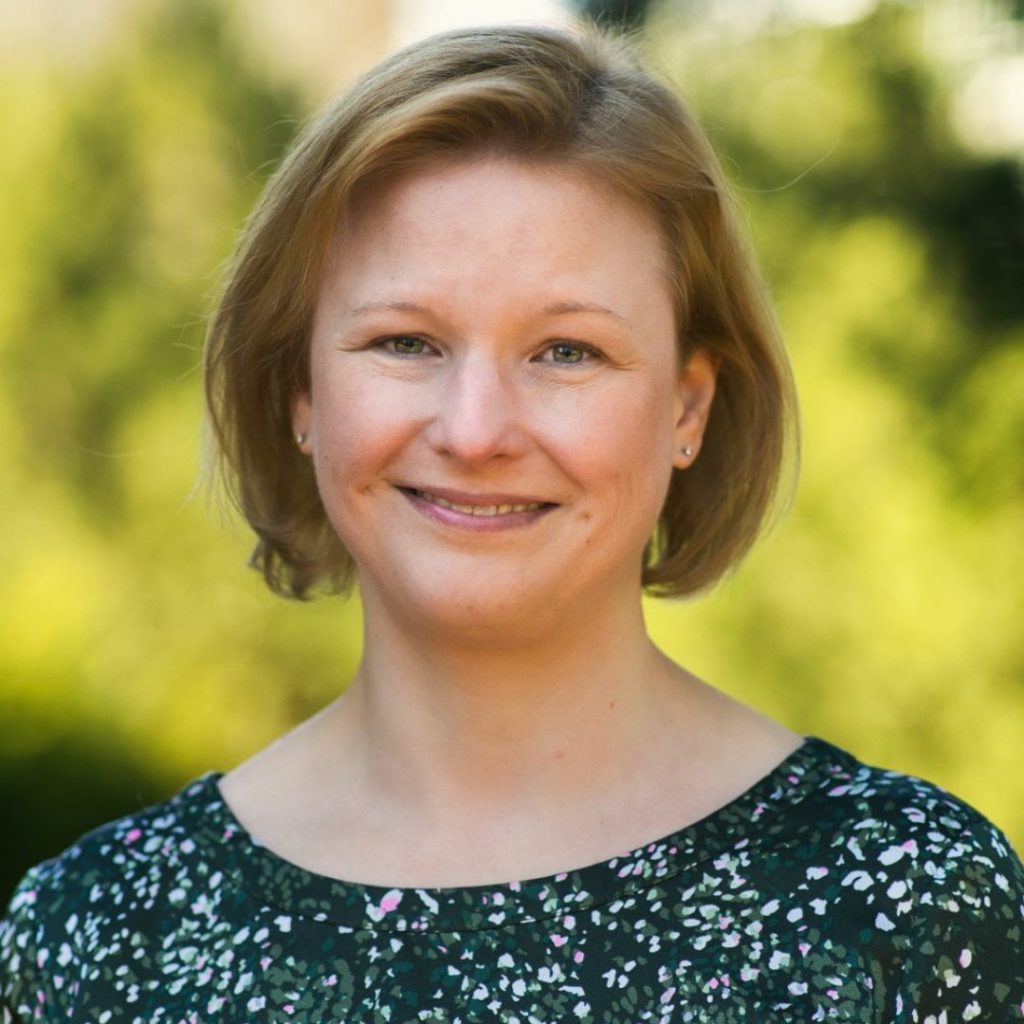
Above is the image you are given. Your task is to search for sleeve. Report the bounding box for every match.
[893,816,1024,1022]
[0,864,76,1024]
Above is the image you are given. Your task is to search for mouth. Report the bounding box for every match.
[398,486,557,524]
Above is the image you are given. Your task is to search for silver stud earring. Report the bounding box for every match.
[681,445,694,458]
[296,433,307,447]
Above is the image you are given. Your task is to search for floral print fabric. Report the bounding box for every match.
[2,737,1022,1022]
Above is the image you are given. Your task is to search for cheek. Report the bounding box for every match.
[555,382,677,524]
[614,417,677,527]
[309,382,409,502]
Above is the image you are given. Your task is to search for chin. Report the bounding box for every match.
[361,565,574,645]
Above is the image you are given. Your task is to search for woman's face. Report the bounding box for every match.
[294,157,715,636]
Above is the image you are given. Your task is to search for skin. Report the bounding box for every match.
[220,158,800,886]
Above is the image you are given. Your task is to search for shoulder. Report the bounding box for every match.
[0,774,224,1016]
[783,740,1024,1016]
[749,738,1024,929]
[3,772,224,917]
[796,739,1023,888]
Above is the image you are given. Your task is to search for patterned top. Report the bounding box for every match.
[2,738,1022,1023]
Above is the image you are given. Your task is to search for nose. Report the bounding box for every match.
[424,350,527,465]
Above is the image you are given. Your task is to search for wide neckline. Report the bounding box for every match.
[179,736,855,933]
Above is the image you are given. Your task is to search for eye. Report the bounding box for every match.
[375,335,431,357]
[539,341,599,365]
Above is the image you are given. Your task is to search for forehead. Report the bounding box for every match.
[309,155,682,372]
[324,156,672,294]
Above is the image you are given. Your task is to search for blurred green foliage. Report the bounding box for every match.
[645,0,1024,843]
[1,0,1021,899]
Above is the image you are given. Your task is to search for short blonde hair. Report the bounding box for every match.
[204,24,797,599]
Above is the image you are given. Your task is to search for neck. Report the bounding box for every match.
[326,581,693,821]
[219,578,801,888]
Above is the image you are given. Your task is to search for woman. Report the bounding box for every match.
[2,23,1022,1023]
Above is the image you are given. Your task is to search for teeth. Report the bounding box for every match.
[416,491,543,516]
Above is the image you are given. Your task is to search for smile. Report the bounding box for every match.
[411,489,546,516]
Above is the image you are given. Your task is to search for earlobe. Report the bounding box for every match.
[291,392,312,455]
[672,348,717,469]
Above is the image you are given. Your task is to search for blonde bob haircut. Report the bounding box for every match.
[204,23,797,600]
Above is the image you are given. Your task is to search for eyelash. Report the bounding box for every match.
[370,335,602,365]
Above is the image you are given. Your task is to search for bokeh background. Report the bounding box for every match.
[1,0,1022,901]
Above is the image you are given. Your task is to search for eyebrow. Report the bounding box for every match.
[347,300,629,324]
[348,301,430,318]
[542,301,629,324]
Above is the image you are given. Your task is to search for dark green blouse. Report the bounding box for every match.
[2,738,1022,1022]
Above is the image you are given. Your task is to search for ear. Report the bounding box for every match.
[291,391,313,455]
[672,347,718,469]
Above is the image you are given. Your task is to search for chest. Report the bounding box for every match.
[53,875,906,1023]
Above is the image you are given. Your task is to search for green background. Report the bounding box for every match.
[1,0,1022,900]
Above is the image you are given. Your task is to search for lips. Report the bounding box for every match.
[412,489,544,517]
[399,486,556,521]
